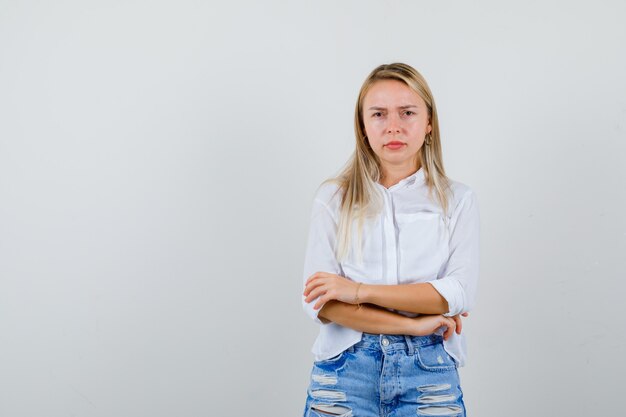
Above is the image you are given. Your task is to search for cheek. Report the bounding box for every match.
[411,121,429,135]
[365,121,386,139]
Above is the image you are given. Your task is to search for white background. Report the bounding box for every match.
[1,1,625,416]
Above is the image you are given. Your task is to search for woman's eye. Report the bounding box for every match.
[404,111,415,116]
[372,112,382,118]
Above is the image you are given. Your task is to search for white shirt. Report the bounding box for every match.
[301,167,480,366]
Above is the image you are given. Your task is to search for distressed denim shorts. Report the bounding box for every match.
[303,333,466,417]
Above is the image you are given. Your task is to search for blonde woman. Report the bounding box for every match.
[301,63,479,417]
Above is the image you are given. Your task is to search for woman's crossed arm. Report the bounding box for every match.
[317,300,463,341]
[304,272,450,315]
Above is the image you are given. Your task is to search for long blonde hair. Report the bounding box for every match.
[322,63,452,263]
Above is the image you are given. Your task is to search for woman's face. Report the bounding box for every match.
[362,79,432,172]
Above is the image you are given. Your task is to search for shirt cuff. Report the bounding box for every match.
[428,279,465,317]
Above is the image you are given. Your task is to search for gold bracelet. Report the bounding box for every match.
[355,282,362,309]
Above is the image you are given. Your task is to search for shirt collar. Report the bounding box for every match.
[378,167,426,191]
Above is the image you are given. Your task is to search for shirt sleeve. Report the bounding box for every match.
[429,189,480,317]
[302,195,343,325]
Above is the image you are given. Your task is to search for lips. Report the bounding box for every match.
[385,141,406,150]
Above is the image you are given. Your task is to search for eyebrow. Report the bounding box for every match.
[367,105,419,111]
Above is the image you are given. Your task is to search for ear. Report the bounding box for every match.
[427,123,432,134]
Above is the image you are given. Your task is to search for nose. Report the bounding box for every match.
[386,113,401,134]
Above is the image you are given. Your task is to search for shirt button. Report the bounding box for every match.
[382,338,390,347]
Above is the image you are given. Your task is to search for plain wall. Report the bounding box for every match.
[1,1,625,416]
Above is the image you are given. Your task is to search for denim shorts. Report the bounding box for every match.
[302,333,466,417]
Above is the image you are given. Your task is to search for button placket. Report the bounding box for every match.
[381,186,396,284]
[389,191,400,285]
[381,188,397,285]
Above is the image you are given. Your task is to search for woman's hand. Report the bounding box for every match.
[411,314,456,340]
[411,312,469,340]
[303,272,361,310]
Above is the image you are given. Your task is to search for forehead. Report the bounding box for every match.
[363,79,425,108]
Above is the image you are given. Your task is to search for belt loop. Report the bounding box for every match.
[404,335,414,356]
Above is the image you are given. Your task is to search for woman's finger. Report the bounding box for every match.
[443,317,456,340]
[306,271,331,285]
[305,286,327,303]
[313,294,330,310]
[303,277,327,296]
[304,276,326,289]
[454,314,463,334]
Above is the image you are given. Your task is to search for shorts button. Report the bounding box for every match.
[382,338,390,346]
